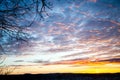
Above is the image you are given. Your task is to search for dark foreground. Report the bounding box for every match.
[0,73,120,80]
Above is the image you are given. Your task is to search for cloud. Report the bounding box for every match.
[14,60,24,62]
[88,0,97,3]
[33,60,50,64]
[99,58,120,63]
[44,46,72,53]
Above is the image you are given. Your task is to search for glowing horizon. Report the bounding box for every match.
[10,62,120,74]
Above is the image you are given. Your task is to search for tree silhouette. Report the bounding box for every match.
[0,0,52,54]
[0,56,16,75]
[0,0,52,74]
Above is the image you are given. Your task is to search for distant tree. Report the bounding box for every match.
[0,0,52,54]
[0,56,15,75]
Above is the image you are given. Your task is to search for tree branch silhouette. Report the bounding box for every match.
[0,0,52,54]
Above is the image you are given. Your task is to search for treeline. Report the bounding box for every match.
[0,73,120,80]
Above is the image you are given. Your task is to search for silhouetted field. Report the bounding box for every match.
[0,73,120,80]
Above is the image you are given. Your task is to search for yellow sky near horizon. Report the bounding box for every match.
[9,62,120,74]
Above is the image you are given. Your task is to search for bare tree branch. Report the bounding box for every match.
[0,0,52,54]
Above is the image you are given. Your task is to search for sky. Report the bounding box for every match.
[0,0,120,74]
